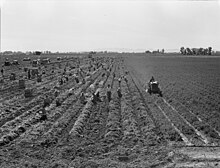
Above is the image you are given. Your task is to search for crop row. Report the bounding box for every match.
[30,59,115,147]
[0,67,81,128]
[0,58,109,146]
[163,81,220,142]
[126,67,186,145]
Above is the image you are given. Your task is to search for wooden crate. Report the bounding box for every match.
[24,88,33,98]
[19,79,26,89]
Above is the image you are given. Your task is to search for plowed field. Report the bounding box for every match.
[0,53,220,168]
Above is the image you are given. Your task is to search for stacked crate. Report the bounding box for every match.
[19,79,26,89]
[24,88,33,98]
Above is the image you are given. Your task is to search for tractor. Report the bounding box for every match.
[147,81,163,97]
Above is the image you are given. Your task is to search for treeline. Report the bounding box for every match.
[180,47,212,55]
[1,51,51,55]
[145,49,165,54]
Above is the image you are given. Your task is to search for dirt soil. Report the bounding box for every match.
[0,53,220,168]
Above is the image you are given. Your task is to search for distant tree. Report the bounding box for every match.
[186,48,193,55]
[161,49,165,54]
[208,47,212,55]
[145,50,151,53]
[198,48,204,55]
[192,48,195,55]
[35,51,42,55]
[204,48,208,55]
[3,51,13,55]
[180,47,185,54]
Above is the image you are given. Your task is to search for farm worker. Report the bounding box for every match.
[80,92,86,104]
[39,108,47,122]
[91,92,97,105]
[148,76,155,87]
[56,98,62,107]
[106,84,111,102]
[37,74,42,82]
[60,78,64,85]
[95,88,102,102]
[82,78,85,84]
[113,72,115,79]
[43,95,51,108]
[117,87,122,98]
[1,68,4,77]
[28,69,31,80]
[92,90,101,104]
[102,73,105,77]
[75,76,79,84]
[124,75,128,83]
[150,76,155,83]
[89,83,95,94]
[65,75,69,82]
[118,77,121,86]
[54,89,59,97]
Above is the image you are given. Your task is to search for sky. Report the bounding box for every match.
[1,0,220,52]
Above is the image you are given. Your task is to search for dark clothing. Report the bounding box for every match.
[124,76,128,83]
[75,77,79,84]
[43,97,50,108]
[150,77,155,83]
[39,109,47,121]
[54,90,59,97]
[28,70,31,79]
[65,76,69,81]
[107,91,111,102]
[1,69,3,76]
[56,99,61,106]
[40,114,47,121]
[118,78,121,86]
[80,93,86,104]
[82,78,85,84]
[96,91,100,98]
[95,92,102,102]
[92,93,102,104]
[92,94,97,105]
[117,88,122,98]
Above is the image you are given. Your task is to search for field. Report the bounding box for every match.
[0,53,220,168]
